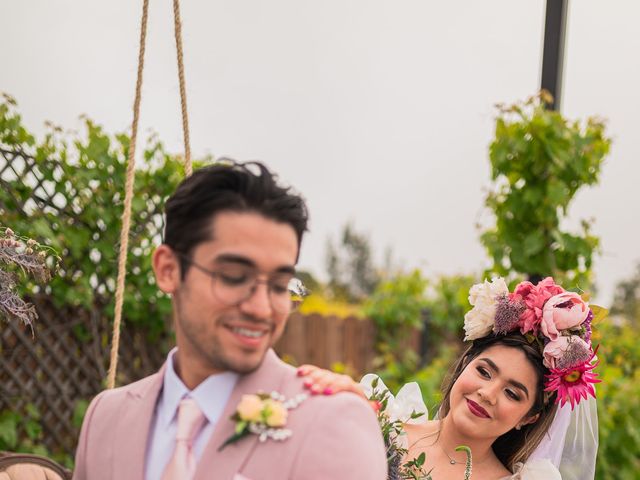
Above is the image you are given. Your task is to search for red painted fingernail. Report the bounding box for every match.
[323,388,333,395]
[296,369,305,376]
[303,380,313,388]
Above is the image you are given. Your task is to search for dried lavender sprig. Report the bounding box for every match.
[0,289,38,328]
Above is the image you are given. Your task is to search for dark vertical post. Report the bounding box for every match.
[540,0,569,111]
[529,0,569,285]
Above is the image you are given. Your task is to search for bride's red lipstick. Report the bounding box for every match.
[466,399,491,418]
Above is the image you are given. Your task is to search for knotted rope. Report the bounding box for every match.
[173,0,193,177]
[106,0,150,390]
[107,0,192,388]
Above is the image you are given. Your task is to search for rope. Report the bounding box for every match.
[173,0,192,177]
[106,0,150,389]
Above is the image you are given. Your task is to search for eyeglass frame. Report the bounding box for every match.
[175,252,308,313]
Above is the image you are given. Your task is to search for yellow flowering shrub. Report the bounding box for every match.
[298,293,363,318]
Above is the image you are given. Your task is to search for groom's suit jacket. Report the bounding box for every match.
[72,350,387,480]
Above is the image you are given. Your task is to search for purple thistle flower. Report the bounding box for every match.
[582,309,594,344]
[494,295,526,334]
[556,337,593,369]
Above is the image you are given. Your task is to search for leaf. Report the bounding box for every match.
[235,420,248,435]
[24,419,42,440]
[455,445,473,480]
[523,231,545,257]
[0,412,19,449]
[218,429,250,452]
[590,305,608,324]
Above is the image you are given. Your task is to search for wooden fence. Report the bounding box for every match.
[274,313,378,374]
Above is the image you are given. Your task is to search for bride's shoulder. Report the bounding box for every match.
[502,459,561,480]
[401,420,438,449]
[402,419,438,436]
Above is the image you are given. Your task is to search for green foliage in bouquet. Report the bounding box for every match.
[368,376,431,480]
[368,376,473,480]
[481,91,610,288]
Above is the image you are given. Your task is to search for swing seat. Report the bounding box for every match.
[0,452,70,480]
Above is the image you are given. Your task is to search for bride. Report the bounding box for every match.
[298,277,600,479]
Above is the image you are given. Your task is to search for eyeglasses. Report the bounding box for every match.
[178,254,308,314]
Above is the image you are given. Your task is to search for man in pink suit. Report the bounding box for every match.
[73,161,387,480]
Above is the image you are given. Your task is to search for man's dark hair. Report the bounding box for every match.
[163,160,308,274]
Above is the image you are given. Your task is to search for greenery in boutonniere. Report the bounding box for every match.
[368,376,472,480]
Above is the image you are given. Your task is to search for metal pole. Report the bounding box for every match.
[540,0,568,111]
[529,0,569,285]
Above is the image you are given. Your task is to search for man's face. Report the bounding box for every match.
[156,211,299,378]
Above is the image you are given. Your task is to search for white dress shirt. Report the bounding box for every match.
[144,348,238,480]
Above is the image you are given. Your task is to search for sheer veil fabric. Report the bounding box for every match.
[527,395,598,479]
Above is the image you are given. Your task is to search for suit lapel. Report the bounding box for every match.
[111,365,165,480]
[194,350,289,480]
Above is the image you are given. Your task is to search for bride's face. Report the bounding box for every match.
[448,344,540,440]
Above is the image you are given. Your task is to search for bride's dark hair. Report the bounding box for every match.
[439,333,558,470]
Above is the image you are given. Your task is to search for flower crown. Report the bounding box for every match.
[463,277,601,409]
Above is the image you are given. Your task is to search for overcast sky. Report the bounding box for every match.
[2,1,638,305]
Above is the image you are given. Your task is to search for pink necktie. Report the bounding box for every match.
[162,397,207,480]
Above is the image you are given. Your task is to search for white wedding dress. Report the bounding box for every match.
[360,375,563,480]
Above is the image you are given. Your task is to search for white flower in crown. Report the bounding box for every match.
[463,278,509,341]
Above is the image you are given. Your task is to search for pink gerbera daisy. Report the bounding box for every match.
[544,351,600,409]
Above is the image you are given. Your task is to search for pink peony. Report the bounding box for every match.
[510,277,564,335]
[540,292,590,341]
[543,335,592,369]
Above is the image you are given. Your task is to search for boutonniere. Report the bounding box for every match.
[219,391,308,451]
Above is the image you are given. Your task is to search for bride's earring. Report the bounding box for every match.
[515,424,522,430]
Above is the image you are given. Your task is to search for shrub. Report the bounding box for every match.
[481,92,610,288]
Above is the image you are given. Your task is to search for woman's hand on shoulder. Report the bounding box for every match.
[296,365,367,400]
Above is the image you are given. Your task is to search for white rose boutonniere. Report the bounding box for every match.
[463,278,508,340]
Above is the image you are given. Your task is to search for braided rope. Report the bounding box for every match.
[173,0,192,177]
[106,0,150,389]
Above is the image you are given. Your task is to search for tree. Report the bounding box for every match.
[325,223,380,301]
[481,92,611,289]
[611,262,640,326]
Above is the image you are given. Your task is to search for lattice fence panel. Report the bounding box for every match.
[0,294,169,457]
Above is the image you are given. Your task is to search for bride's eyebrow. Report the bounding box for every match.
[478,357,530,399]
